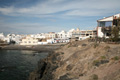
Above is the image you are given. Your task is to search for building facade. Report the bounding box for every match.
[45,32,57,39]
[0,33,5,41]
[20,36,38,45]
[97,13,120,38]
[57,30,67,39]
[72,28,96,40]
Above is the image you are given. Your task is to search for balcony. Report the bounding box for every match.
[102,27,112,32]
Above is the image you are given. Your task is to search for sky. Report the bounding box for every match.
[0,0,120,34]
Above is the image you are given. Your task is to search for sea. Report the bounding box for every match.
[0,50,48,80]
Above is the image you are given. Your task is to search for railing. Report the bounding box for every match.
[102,27,112,31]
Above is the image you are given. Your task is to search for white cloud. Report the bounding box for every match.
[0,0,119,17]
[0,6,14,15]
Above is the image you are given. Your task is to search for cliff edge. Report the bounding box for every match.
[29,40,120,80]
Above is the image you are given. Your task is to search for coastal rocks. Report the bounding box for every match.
[58,74,72,80]
[66,64,74,71]
[29,51,62,80]
[29,59,53,80]
[29,40,120,80]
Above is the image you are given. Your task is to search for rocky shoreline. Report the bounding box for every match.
[28,40,120,80]
[29,51,63,80]
[0,44,65,52]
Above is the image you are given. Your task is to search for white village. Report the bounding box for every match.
[0,13,120,45]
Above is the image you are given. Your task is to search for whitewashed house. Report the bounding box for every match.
[97,13,120,38]
[47,39,57,44]
[56,30,71,43]
[38,38,48,45]
[57,30,67,39]
[20,36,38,45]
[7,34,22,44]
[67,29,75,38]
[34,33,46,39]
[45,32,57,39]
[0,33,5,41]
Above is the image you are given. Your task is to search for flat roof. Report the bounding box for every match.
[97,13,120,22]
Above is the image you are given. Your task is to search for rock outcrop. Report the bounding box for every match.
[29,40,120,80]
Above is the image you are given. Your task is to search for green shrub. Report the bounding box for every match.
[93,60,100,66]
[113,56,119,60]
[61,52,64,54]
[111,27,120,42]
[92,74,98,80]
[104,46,110,49]
[67,45,71,48]
[90,74,98,80]
[101,56,106,59]
[94,43,99,48]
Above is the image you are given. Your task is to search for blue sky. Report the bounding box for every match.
[0,0,120,34]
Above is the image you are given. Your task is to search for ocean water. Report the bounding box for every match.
[0,50,48,80]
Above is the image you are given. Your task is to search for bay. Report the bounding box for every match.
[0,50,48,80]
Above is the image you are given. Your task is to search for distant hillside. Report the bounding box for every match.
[29,40,120,80]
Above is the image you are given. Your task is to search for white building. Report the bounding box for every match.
[47,39,57,44]
[45,32,57,39]
[97,13,120,38]
[57,30,67,39]
[34,33,46,39]
[7,34,22,44]
[0,33,5,41]
[20,36,38,45]
[67,29,75,38]
[72,28,97,40]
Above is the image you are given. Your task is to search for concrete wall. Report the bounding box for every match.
[97,27,104,38]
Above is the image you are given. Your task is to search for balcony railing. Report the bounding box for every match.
[102,27,112,32]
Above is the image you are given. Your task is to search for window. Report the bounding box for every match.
[106,33,111,36]
[98,21,112,27]
[105,21,112,27]
[98,22,105,27]
[86,34,89,36]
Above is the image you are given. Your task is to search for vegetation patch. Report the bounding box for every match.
[111,27,120,42]
[79,73,84,77]
[61,52,64,54]
[82,44,87,46]
[67,45,71,48]
[100,56,106,59]
[91,74,98,80]
[112,56,119,60]
[93,60,100,67]
[93,59,109,67]
[94,43,99,48]
[104,46,110,50]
